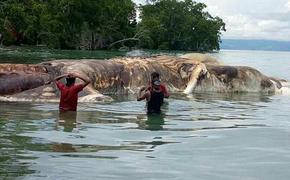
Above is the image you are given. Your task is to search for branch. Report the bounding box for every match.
[108,37,140,49]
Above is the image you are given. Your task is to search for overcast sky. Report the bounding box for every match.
[134,0,290,41]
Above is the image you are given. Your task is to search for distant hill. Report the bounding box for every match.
[220,39,290,51]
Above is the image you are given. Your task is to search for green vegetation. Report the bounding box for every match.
[138,0,226,51]
[0,0,226,51]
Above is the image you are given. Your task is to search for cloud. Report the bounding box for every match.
[197,0,290,41]
[133,0,290,41]
[285,1,290,12]
[221,13,290,41]
[258,20,289,31]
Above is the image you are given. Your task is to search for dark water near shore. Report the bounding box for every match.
[0,46,127,63]
[0,48,290,180]
[0,46,183,64]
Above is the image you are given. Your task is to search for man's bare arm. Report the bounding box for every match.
[137,87,150,101]
[71,73,91,87]
[54,74,69,82]
[164,88,170,98]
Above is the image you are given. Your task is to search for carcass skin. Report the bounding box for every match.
[0,54,287,102]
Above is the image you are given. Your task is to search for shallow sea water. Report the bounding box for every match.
[1,50,290,180]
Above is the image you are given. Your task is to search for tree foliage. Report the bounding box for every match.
[0,0,136,49]
[138,0,226,51]
[0,0,225,51]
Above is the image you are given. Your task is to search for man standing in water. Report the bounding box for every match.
[54,73,90,111]
[137,72,169,113]
[147,72,170,98]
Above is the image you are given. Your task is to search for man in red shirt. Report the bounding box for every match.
[54,73,90,111]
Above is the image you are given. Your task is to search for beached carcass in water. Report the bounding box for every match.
[0,53,287,102]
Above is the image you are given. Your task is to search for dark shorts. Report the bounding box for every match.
[147,109,161,114]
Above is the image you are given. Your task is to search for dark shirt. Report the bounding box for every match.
[147,84,169,98]
[147,90,164,114]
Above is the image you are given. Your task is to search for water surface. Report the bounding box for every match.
[1,49,290,180]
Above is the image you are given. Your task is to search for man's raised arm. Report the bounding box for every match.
[72,73,91,87]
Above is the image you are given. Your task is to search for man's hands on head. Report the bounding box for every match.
[67,73,77,78]
[140,86,147,91]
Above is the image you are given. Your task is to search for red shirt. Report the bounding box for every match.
[147,84,169,97]
[56,81,84,111]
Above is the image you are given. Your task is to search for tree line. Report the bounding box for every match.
[0,0,226,51]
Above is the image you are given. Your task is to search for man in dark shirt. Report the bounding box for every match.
[146,72,170,98]
[137,79,166,114]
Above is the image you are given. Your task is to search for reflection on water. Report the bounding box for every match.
[137,113,165,131]
[1,92,290,179]
[0,47,127,64]
[0,47,184,64]
[57,111,77,132]
[0,92,290,179]
[186,91,272,103]
[1,88,290,179]
[1,50,290,179]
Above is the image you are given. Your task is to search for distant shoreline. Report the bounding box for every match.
[1,43,290,54]
[220,39,290,52]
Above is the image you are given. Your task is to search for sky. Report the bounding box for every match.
[133,0,290,41]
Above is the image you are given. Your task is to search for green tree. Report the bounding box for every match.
[138,0,226,51]
[0,0,225,51]
[39,0,86,49]
[82,0,137,50]
[0,0,137,49]
[0,0,27,45]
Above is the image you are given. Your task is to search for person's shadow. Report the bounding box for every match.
[146,113,165,130]
[57,111,77,132]
[137,112,165,131]
[137,100,168,130]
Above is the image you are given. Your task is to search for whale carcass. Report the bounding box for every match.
[0,54,287,102]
